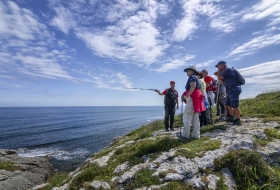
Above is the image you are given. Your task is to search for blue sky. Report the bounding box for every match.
[0,0,279,106]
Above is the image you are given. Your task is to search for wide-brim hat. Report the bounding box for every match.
[184,66,198,74]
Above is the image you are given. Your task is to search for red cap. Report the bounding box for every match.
[170,80,175,84]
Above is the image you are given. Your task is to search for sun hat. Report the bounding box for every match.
[184,66,198,74]
[215,60,226,67]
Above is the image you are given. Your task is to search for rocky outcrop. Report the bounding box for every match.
[0,149,53,190]
[5,118,279,190]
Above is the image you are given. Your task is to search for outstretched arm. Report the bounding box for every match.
[154,89,164,96]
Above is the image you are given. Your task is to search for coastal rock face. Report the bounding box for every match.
[0,149,53,190]
[47,118,280,189]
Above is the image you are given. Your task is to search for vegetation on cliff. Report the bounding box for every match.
[35,91,280,189]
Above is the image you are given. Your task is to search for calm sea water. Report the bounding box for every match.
[0,106,171,172]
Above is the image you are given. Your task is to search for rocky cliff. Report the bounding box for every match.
[0,149,53,190]
[45,117,280,190]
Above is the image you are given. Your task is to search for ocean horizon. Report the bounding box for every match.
[0,106,181,171]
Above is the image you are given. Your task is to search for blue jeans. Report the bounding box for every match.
[226,86,242,108]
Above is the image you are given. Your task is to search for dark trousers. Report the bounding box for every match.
[206,97,213,124]
[164,106,175,130]
[214,92,220,115]
[199,111,207,127]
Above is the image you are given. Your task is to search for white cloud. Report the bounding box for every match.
[196,60,214,68]
[242,0,280,26]
[85,69,134,90]
[0,1,76,82]
[0,1,52,40]
[50,6,76,34]
[229,34,280,57]
[239,59,280,77]
[73,1,168,65]
[153,54,195,73]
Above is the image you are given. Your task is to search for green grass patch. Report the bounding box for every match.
[69,163,117,190]
[111,115,184,147]
[124,169,160,189]
[90,147,113,160]
[214,149,280,189]
[38,173,69,190]
[160,181,193,190]
[0,161,22,171]
[240,91,280,118]
[264,128,280,139]
[175,138,221,158]
[200,124,227,134]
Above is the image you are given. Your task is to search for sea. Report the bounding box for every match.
[0,106,177,172]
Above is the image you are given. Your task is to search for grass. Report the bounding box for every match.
[124,169,160,189]
[264,128,280,139]
[38,173,70,190]
[54,91,280,189]
[69,136,221,189]
[240,90,280,118]
[214,149,280,190]
[255,128,280,147]
[0,161,22,171]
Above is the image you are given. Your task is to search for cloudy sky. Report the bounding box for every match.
[0,0,279,106]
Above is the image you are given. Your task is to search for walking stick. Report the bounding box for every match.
[179,99,184,138]
[213,81,220,124]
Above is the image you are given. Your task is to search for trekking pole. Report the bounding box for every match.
[124,87,155,90]
[214,81,220,124]
[179,99,184,139]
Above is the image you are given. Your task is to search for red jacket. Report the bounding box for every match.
[183,89,206,113]
[204,76,216,92]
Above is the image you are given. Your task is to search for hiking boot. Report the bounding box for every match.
[226,116,235,123]
[233,119,241,126]
[218,116,226,121]
[170,128,175,131]
[165,129,169,132]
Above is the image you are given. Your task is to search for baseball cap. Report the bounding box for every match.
[215,61,226,67]
[170,80,175,84]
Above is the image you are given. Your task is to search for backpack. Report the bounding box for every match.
[232,67,245,85]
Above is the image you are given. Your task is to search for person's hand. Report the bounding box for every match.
[181,95,184,102]
[214,71,218,76]
[154,89,159,93]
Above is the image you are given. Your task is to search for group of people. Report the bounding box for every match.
[154,61,242,139]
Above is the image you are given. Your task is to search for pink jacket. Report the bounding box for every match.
[183,89,206,112]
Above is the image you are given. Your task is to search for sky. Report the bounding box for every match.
[0,0,279,106]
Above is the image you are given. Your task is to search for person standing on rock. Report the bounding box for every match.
[215,61,242,125]
[154,81,179,132]
[201,69,215,124]
[197,71,210,128]
[181,66,206,139]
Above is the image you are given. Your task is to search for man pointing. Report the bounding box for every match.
[154,81,179,131]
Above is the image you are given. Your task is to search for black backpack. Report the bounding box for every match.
[232,67,245,85]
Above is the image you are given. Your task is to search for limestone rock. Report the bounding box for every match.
[222,167,236,190]
[164,173,185,181]
[90,180,110,189]
[113,161,129,173]
[0,151,53,190]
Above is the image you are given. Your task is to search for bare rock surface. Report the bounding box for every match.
[0,149,53,190]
